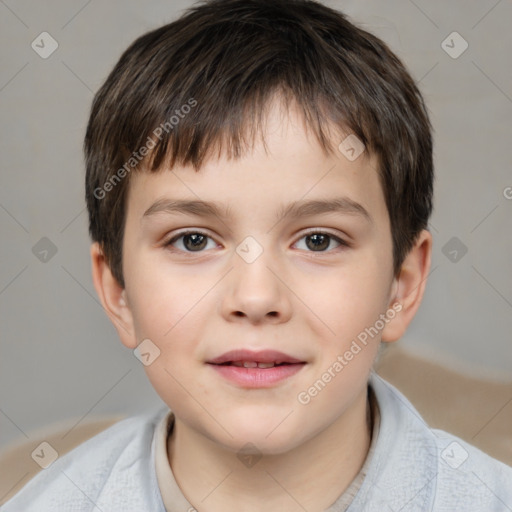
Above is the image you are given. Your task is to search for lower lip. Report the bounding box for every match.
[207,363,306,388]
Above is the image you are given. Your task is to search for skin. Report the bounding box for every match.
[91,96,432,512]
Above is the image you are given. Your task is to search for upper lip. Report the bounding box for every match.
[207,349,306,365]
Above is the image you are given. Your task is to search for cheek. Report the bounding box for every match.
[126,256,205,340]
[131,290,212,414]
[306,258,391,346]
[130,291,204,370]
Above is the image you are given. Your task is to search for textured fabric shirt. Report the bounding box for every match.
[3,373,512,511]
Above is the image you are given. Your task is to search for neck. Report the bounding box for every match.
[167,387,372,512]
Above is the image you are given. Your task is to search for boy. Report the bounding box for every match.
[3,0,511,510]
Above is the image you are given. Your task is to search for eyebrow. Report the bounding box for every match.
[276,197,372,223]
[142,197,372,224]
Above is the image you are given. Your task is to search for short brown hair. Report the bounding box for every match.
[85,0,434,288]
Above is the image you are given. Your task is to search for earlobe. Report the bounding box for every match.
[90,242,137,348]
[381,229,432,342]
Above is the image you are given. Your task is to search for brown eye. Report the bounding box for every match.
[305,233,330,251]
[295,231,347,253]
[182,233,208,251]
[165,231,216,252]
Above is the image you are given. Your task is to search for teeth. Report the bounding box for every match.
[230,361,277,368]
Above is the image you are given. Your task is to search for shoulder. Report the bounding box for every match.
[1,407,169,512]
[354,374,512,511]
[430,428,512,510]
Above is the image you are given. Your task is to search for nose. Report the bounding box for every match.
[220,246,292,325]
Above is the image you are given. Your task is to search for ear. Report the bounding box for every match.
[90,242,138,349]
[381,229,432,342]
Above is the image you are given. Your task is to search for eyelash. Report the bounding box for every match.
[163,229,349,254]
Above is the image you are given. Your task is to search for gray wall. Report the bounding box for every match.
[1,0,511,453]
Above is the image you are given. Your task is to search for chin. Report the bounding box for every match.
[214,420,306,456]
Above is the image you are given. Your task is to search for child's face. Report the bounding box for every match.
[119,100,398,453]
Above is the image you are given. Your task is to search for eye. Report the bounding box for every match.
[164,229,348,254]
[164,230,218,252]
[294,230,348,253]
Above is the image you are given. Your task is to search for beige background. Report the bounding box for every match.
[1,0,511,459]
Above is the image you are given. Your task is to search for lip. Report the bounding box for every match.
[208,363,306,388]
[207,349,305,365]
[206,349,307,389]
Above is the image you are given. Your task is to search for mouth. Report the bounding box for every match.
[206,349,307,388]
[206,349,306,366]
[211,361,306,370]
[212,360,301,369]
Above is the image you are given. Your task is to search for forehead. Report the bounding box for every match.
[126,100,387,228]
